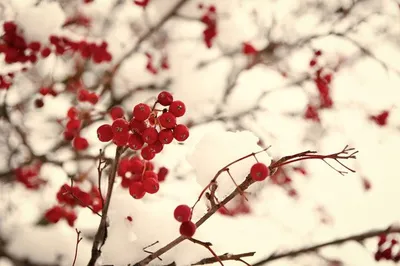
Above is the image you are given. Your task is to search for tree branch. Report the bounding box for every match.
[252,225,400,266]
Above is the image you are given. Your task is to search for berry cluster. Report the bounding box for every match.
[49,35,112,63]
[374,234,400,262]
[0,21,42,64]
[270,167,299,198]
[199,4,217,48]
[45,205,77,227]
[45,184,103,227]
[77,89,99,104]
[97,91,189,161]
[63,107,90,151]
[117,156,168,199]
[218,196,250,216]
[174,204,196,238]
[14,162,45,189]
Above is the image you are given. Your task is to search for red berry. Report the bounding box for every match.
[148,140,163,153]
[65,210,77,227]
[242,42,257,55]
[250,162,269,181]
[88,93,99,104]
[158,129,174,144]
[143,170,158,180]
[28,42,41,52]
[66,119,81,132]
[141,146,155,160]
[128,133,144,150]
[41,47,51,58]
[157,167,168,182]
[3,21,17,33]
[179,221,196,238]
[169,100,186,117]
[97,124,113,142]
[309,59,317,67]
[112,118,129,134]
[67,107,78,119]
[112,131,129,146]
[142,127,159,144]
[143,178,159,194]
[129,118,147,134]
[158,112,176,128]
[173,124,189,141]
[64,130,75,141]
[129,181,146,199]
[129,158,144,174]
[133,103,151,121]
[109,106,124,120]
[73,136,89,150]
[45,206,65,223]
[314,50,322,56]
[157,91,173,106]
[174,204,191,222]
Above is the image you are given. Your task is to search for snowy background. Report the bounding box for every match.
[0,0,400,266]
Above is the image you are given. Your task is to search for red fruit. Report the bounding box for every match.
[109,106,124,120]
[142,127,159,144]
[143,170,158,180]
[65,210,77,227]
[121,177,131,188]
[133,103,151,121]
[141,146,155,160]
[128,133,144,150]
[179,221,196,238]
[174,204,191,222]
[158,112,176,128]
[41,47,51,58]
[67,107,78,119]
[112,131,129,146]
[309,59,317,67]
[28,42,41,52]
[242,42,257,55]
[159,129,174,144]
[97,124,113,142]
[157,167,168,182]
[129,158,144,174]
[88,93,98,104]
[45,206,65,223]
[173,124,189,141]
[112,118,129,134]
[129,119,147,134]
[157,91,173,106]
[148,140,163,153]
[3,21,17,33]
[143,178,159,194]
[250,162,269,181]
[314,50,322,56]
[129,181,146,199]
[66,119,81,132]
[73,136,89,150]
[169,100,186,117]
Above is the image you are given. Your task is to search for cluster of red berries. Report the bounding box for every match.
[369,110,390,126]
[174,204,196,238]
[48,35,112,63]
[218,196,250,216]
[374,234,400,262]
[270,166,299,198]
[34,86,59,108]
[77,89,99,104]
[199,4,217,48]
[0,21,43,64]
[45,184,103,227]
[117,156,168,199]
[14,162,45,190]
[97,91,189,161]
[304,50,335,122]
[45,205,77,227]
[144,52,169,75]
[64,107,89,151]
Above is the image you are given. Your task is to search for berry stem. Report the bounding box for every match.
[87,146,124,266]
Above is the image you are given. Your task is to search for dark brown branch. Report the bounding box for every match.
[252,225,400,266]
[72,229,83,266]
[87,146,124,266]
[191,252,256,266]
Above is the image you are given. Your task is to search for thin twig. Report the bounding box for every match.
[191,252,256,266]
[72,229,83,266]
